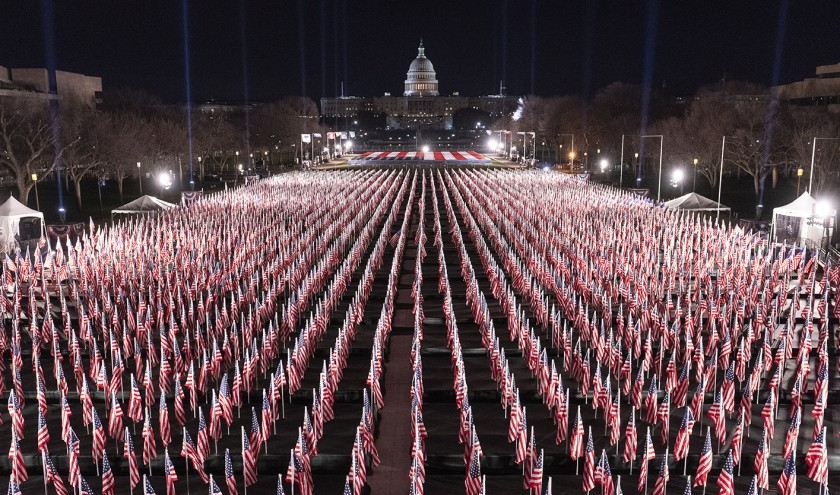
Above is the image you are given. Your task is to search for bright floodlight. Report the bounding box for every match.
[157,172,172,189]
[543,165,551,172]
[422,145,430,153]
[488,139,498,151]
[345,140,353,149]
[815,199,834,219]
[599,159,609,171]
[672,168,685,183]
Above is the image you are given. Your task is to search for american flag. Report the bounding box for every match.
[465,445,483,495]
[143,409,157,466]
[720,362,735,413]
[599,451,613,495]
[225,448,239,495]
[651,450,669,495]
[78,476,93,495]
[707,389,725,443]
[805,428,828,485]
[777,450,797,495]
[638,428,656,492]
[583,430,595,492]
[716,450,734,495]
[623,409,638,465]
[673,407,694,461]
[209,475,224,495]
[159,391,171,446]
[101,454,115,495]
[124,426,140,489]
[43,452,70,495]
[196,408,210,462]
[242,426,258,487]
[754,427,769,490]
[570,406,584,460]
[164,451,178,495]
[761,394,775,439]
[782,407,800,460]
[37,408,49,453]
[144,474,157,495]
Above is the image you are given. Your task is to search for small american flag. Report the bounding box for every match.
[716,450,734,495]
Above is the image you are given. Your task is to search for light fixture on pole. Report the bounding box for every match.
[136,162,143,195]
[797,168,804,196]
[692,158,698,191]
[31,173,39,211]
[671,168,685,196]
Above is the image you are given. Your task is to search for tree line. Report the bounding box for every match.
[506,81,840,209]
[0,88,322,208]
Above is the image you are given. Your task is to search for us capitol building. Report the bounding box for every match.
[321,40,519,130]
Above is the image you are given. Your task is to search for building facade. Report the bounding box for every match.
[320,41,518,130]
[773,62,840,112]
[0,66,102,107]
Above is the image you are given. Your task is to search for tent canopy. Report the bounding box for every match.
[663,192,730,212]
[112,195,177,216]
[771,192,824,245]
[0,196,45,253]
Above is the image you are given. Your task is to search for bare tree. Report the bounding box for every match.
[0,98,77,204]
[781,106,840,196]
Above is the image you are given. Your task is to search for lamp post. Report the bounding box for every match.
[797,168,804,196]
[136,162,142,195]
[558,133,574,166]
[717,136,728,221]
[235,151,239,172]
[31,173,39,210]
[808,137,840,194]
[634,152,639,185]
[672,168,685,196]
[692,158,698,192]
[619,134,626,188]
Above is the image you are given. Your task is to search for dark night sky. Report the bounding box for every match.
[1,0,839,104]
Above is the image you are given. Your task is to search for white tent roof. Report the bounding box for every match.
[0,196,43,218]
[772,192,816,217]
[663,192,730,212]
[112,195,177,215]
[0,196,45,253]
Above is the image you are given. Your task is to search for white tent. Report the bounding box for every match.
[112,195,177,217]
[771,192,824,246]
[0,196,45,253]
[663,192,730,212]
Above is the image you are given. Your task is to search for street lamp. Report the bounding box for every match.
[599,159,609,173]
[31,173,39,210]
[157,171,172,198]
[692,158,699,192]
[671,168,685,196]
[422,145,430,154]
[807,200,836,256]
[137,162,143,195]
[797,168,804,196]
[634,152,639,185]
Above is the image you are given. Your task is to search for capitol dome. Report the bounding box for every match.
[404,40,439,96]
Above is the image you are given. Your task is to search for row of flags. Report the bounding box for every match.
[0,163,835,495]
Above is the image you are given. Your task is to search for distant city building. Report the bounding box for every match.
[320,41,519,130]
[773,62,840,111]
[0,65,102,107]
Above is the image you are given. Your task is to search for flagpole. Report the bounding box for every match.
[291,448,295,495]
[42,450,48,495]
[241,427,247,495]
